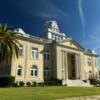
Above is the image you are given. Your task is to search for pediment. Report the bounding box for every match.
[58,39,84,50]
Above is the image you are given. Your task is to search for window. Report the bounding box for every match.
[61,37,63,40]
[17,65,22,76]
[58,37,61,41]
[55,35,57,40]
[51,34,55,39]
[95,59,97,67]
[19,45,23,57]
[58,36,60,40]
[56,35,58,41]
[89,71,92,78]
[31,47,38,59]
[30,65,38,76]
[51,34,53,38]
[44,67,50,80]
[44,51,50,61]
[87,58,92,66]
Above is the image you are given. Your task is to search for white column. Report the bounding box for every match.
[62,51,68,80]
[24,43,28,80]
[78,54,81,79]
[75,53,79,79]
[62,51,64,80]
[64,52,68,80]
[91,56,95,77]
[80,54,84,80]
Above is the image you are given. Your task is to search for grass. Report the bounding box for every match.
[0,86,100,100]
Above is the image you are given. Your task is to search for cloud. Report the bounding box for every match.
[82,24,100,52]
[9,0,69,21]
[33,1,69,20]
[78,0,85,37]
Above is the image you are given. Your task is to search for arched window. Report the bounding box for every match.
[17,65,22,76]
[30,65,38,76]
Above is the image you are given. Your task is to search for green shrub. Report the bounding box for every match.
[89,77,97,85]
[26,82,31,87]
[19,81,24,87]
[12,82,18,87]
[38,82,44,87]
[0,75,15,87]
[45,79,62,86]
[32,82,37,87]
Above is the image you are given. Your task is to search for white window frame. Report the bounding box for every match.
[44,51,50,61]
[95,59,97,67]
[19,45,23,57]
[30,65,38,77]
[89,71,92,78]
[31,47,38,59]
[17,65,22,76]
[87,58,92,66]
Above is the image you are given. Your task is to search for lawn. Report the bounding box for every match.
[0,86,100,100]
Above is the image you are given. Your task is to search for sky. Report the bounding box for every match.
[0,0,100,65]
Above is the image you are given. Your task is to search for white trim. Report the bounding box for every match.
[30,65,38,77]
[31,47,38,59]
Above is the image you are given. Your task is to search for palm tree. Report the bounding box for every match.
[0,23,22,65]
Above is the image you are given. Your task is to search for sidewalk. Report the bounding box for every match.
[58,95,100,100]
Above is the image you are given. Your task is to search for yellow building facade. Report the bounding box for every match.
[10,21,99,85]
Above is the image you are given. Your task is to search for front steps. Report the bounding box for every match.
[62,80,92,87]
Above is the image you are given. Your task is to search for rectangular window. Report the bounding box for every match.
[17,66,22,76]
[44,70,50,80]
[44,51,50,61]
[17,69,22,76]
[51,34,54,39]
[31,70,37,76]
[31,47,38,59]
[95,59,97,67]
[55,35,57,40]
[35,70,37,76]
[19,45,23,57]
[51,34,55,39]
[87,58,92,66]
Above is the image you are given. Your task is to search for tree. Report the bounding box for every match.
[0,23,22,65]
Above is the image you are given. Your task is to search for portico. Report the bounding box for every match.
[61,49,82,81]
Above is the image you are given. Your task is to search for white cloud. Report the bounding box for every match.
[78,0,85,37]
[82,24,100,53]
[33,1,69,20]
[11,0,69,21]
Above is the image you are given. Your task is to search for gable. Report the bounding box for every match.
[58,39,84,50]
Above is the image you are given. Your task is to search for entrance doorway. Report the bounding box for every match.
[67,53,76,79]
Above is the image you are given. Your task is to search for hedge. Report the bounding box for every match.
[0,75,15,87]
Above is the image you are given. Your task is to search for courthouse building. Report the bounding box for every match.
[2,20,99,86]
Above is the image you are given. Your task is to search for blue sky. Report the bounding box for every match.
[0,0,100,64]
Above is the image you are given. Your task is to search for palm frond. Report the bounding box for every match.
[0,23,22,65]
